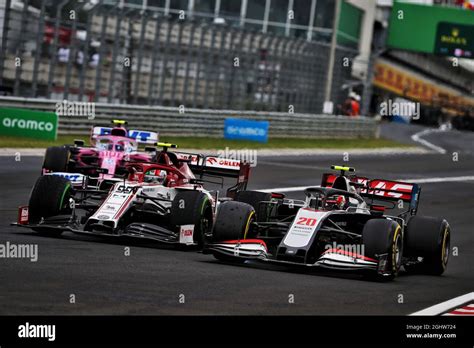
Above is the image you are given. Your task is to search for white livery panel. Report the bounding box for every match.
[90,184,138,227]
[46,172,86,186]
[282,209,331,248]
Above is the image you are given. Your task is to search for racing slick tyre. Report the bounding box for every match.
[28,175,72,237]
[362,219,403,281]
[43,146,70,172]
[213,201,255,241]
[212,201,255,263]
[404,216,450,275]
[234,190,272,222]
[170,191,213,248]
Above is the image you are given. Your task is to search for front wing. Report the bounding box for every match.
[204,240,381,271]
[12,219,197,246]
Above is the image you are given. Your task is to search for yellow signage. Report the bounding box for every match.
[373,60,474,113]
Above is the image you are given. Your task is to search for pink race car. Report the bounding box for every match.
[42,120,158,180]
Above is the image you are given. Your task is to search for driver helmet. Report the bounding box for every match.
[144,169,167,184]
[335,195,346,210]
[115,141,125,152]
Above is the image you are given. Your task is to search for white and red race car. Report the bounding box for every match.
[15,144,251,248]
[205,166,451,280]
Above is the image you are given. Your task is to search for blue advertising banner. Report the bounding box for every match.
[224,118,269,143]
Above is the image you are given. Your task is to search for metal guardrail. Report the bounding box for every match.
[0,96,378,138]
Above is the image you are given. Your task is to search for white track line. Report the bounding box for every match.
[411,129,447,154]
[259,186,318,193]
[401,176,474,183]
[0,148,45,157]
[410,292,474,316]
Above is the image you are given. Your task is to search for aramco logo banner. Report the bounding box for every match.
[0,107,58,140]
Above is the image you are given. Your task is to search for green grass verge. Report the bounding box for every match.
[0,135,412,149]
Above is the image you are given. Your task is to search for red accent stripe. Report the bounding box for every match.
[323,248,377,262]
[448,310,474,315]
[371,205,386,212]
[221,239,267,250]
[113,192,136,219]
[460,305,474,310]
[449,305,474,315]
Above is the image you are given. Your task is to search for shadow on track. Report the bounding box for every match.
[198,257,428,284]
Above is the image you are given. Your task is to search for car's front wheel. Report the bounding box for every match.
[28,175,72,237]
[42,146,70,172]
[211,201,255,263]
[234,190,272,222]
[362,218,403,281]
[170,190,213,248]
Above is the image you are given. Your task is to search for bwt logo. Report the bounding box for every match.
[52,173,82,182]
[94,128,157,143]
[97,127,112,136]
[129,130,152,142]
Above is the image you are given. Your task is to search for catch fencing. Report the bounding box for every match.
[0,0,359,115]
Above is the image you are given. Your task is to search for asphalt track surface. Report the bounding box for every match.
[0,124,473,315]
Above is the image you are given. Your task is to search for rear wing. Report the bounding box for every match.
[90,126,111,143]
[90,126,158,145]
[128,130,159,144]
[176,152,250,195]
[321,173,421,213]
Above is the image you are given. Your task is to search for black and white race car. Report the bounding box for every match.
[204,166,451,280]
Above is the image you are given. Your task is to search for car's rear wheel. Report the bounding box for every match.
[362,218,402,281]
[404,216,450,275]
[170,190,213,248]
[42,146,70,172]
[28,175,72,236]
[212,201,255,263]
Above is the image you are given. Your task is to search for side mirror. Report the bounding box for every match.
[74,139,85,147]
